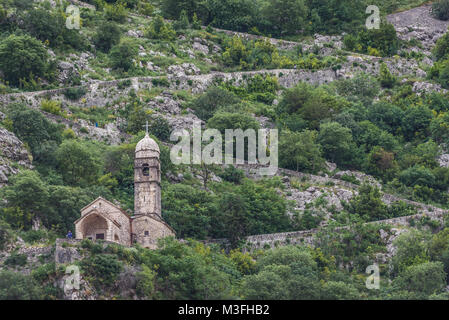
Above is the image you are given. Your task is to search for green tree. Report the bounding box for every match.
[136,264,157,298]
[348,183,388,221]
[394,262,446,297]
[439,62,449,89]
[0,220,14,250]
[320,281,359,300]
[433,32,449,61]
[109,39,138,71]
[262,0,308,36]
[173,9,190,30]
[104,3,128,23]
[24,9,62,46]
[401,106,433,141]
[317,122,356,166]
[242,265,291,299]
[279,129,325,173]
[81,254,123,288]
[162,184,217,239]
[306,0,365,34]
[356,23,399,56]
[206,0,259,32]
[334,73,380,104]
[366,102,404,134]
[432,0,449,21]
[0,35,49,86]
[0,271,44,299]
[161,0,207,21]
[207,112,260,133]
[243,246,321,299]
[144,15,176,40]
[431,112,449,143]
[94,22,121,52]
[220,192,248,248]
[277,83,349,129]
[3,170,49,230]
[192,87,240,121]
[391,230,430,275]
[55,140,102,186]
[364,146,397,180]
[8,104,62,159]
[355,120,399,153]
[379,63,396,88]
[144,238,236,299]
[399,166,435,188]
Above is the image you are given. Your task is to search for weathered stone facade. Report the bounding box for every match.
[75,197,132,245]
[75,134,175,248]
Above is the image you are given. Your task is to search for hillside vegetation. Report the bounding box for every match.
[1,0,449,300]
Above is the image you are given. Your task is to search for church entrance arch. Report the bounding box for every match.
[80,213,109,241]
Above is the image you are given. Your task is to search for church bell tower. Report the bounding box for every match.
[134,132,161,217]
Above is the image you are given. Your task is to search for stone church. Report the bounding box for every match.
[74,133,175,249]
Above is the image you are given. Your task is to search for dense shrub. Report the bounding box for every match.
[348,183,389,221]
[317,122,357,167]
[81,254,123,288]
[4,252,27,267]
[0,220,14,250]
[0,271,44,299]
[279,129,325,173]
[219,165,245,184]
[94,22,122,53]
[7,104,62,161]
[41,99,62,115]
[207,111,260,133]
[109,40,138,71]
[394,262,446,297]
[23,8,87,50]
[344,23,399,57]
[64,87,87,101]
[379,63,397,88]
[432,0,449,20]
[433,32,449,61]
[104,3,128,23]
[148,116,171,141]
[144,15,176,40]
[191,87,240,121]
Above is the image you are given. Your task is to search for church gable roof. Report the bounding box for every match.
[80,197,130,220]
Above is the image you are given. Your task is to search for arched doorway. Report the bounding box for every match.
[80,213,109,241]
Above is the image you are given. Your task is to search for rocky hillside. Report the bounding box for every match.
[2,0,449,300]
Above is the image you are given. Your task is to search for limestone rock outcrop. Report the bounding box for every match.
[0,127,33,187]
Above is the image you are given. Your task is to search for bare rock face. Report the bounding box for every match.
[167,63,201,77]
[387,4,449,50]
[157,112,204,133]
[114,265,140,299]
[193,39,209,55]
[0,127,33,187]
[285,183,355,217]
[57,61,80,85]
[412,81,446,94]
[438,154,449,168]
[57,276,97,300]
[333,170,381,188]
[146,92,182,115]
[127,29,143,38]
[55,239,82,265]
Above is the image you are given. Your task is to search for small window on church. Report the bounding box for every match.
[144,231,149,237]
[142,163,149,176]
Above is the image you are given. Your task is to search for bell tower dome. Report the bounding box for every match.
[134,134,161,217]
